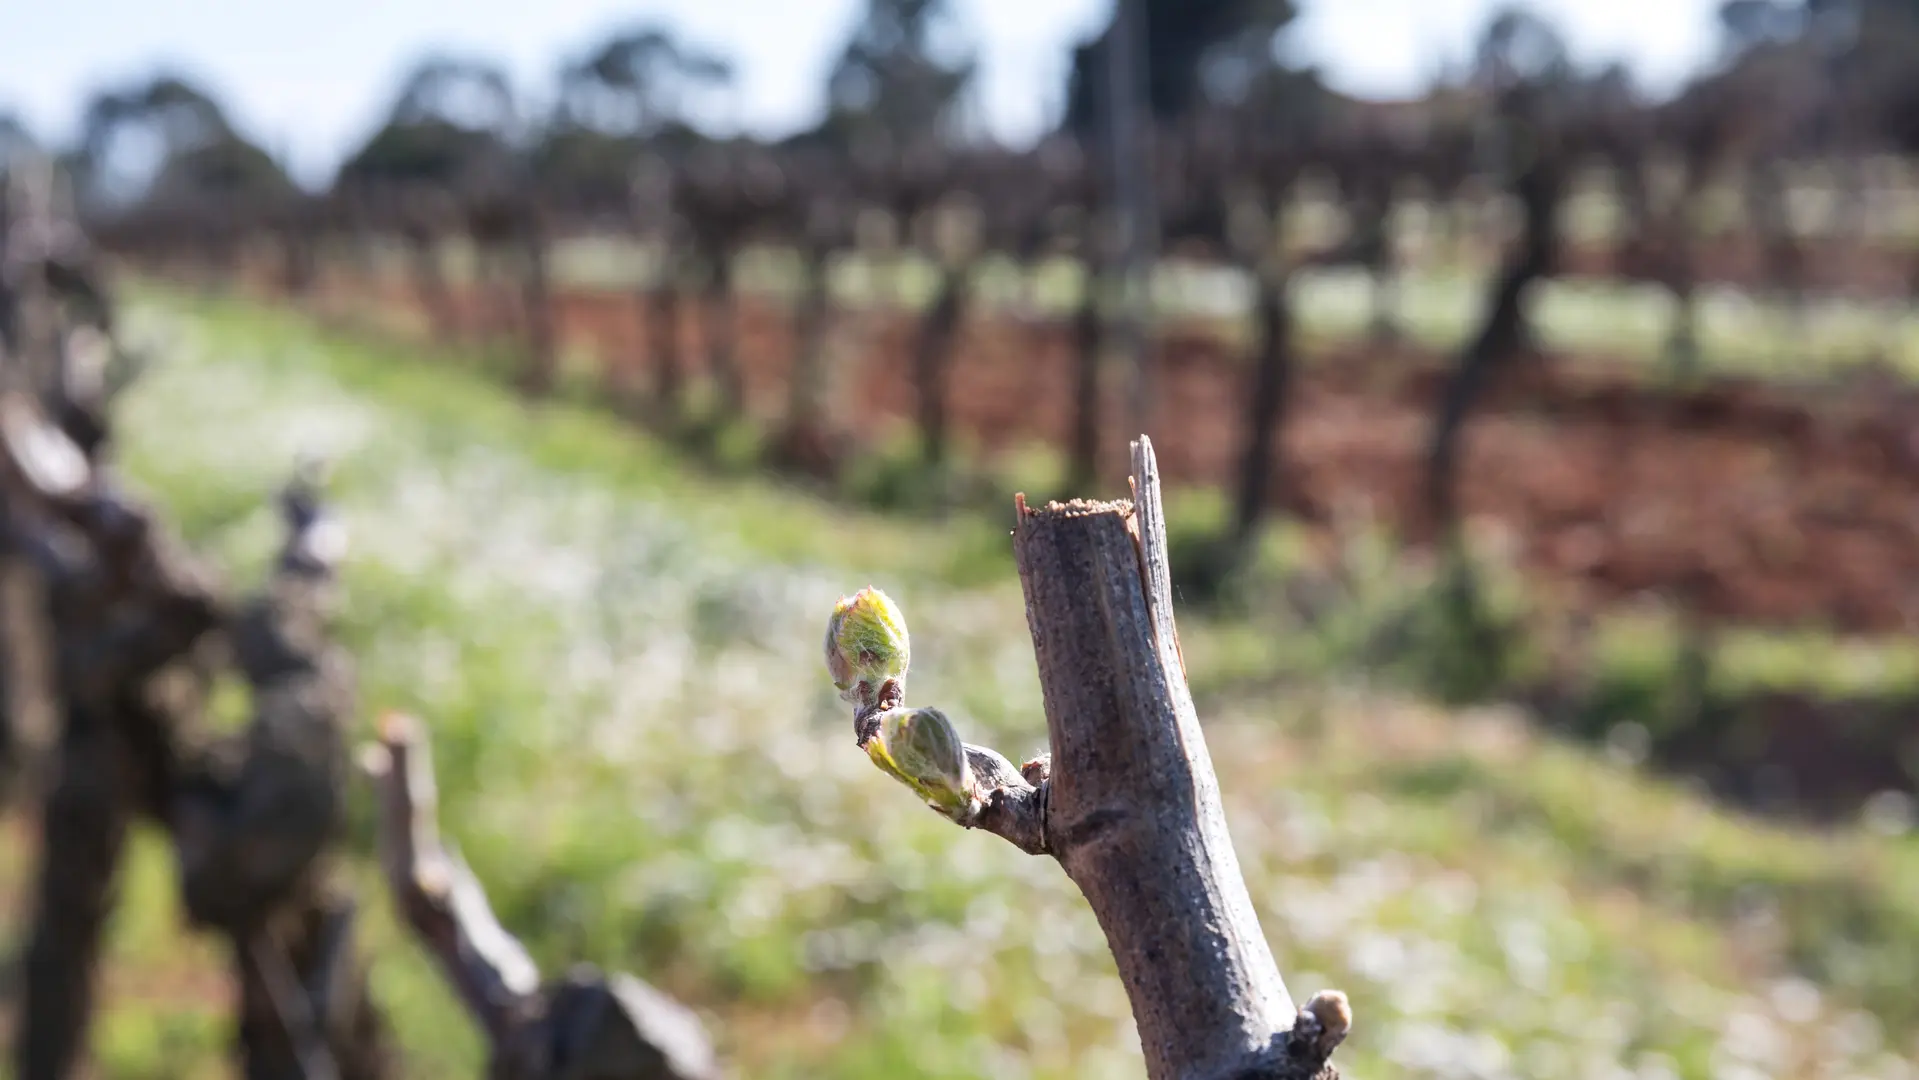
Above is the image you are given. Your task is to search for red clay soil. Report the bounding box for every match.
[285,267,1919,635]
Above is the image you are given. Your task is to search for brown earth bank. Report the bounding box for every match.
[253,264,1919,636]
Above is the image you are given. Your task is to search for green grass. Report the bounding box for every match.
[1176,516,1919,823]
[19,287,1919,1078]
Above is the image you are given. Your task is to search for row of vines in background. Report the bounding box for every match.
[40,2,1919,588]
[22,0,1919,826]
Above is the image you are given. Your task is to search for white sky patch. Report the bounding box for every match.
[1,0,1721,185]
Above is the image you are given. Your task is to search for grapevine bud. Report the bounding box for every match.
[1299,990,1353,1057]
[825,587,910,706]
[864,707,976,821]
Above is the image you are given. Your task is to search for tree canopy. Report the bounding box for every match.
[333,55,521,200]
[804,0,977,152]
[64,72,293,214]
[534,25,735,209]
[1060,0,1301,134]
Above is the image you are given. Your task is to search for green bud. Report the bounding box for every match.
[865,707,975,821]
[825,587,910,704]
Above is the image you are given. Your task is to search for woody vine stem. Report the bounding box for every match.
[824,435,1351,1080]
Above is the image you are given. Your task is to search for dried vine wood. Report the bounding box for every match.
[173,460,392,1080]
[1,190,388,1076]
[367,712,722,1080]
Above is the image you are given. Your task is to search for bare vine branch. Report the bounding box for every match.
[830,435,1349,1080]
[367,712,723,1080]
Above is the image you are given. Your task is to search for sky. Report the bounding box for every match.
[0,0,1725,185]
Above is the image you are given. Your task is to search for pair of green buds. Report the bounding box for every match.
[825,587,978,822]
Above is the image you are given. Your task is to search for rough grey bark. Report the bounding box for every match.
[0,550,54,805]
[0,221,219,1077]
[4,413,224,1080]
[15,703,139,1080]
[0,180,102,805]
[0,239,388,1078]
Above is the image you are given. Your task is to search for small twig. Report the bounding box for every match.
[366,712,723,1080]
[1127,439,1187,681]
[850,680,1049,856]
[367,712,539,1043]
[959,743,1049,855]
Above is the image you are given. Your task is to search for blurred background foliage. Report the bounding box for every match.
[7,0,1919,1076]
